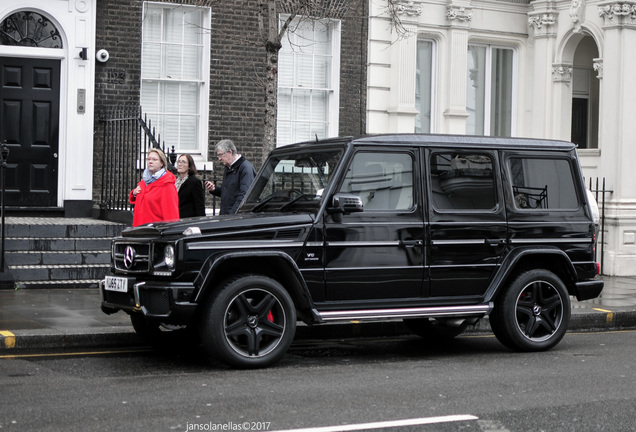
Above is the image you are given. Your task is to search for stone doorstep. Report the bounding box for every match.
[5,237,114,252]
[5,250,110,266]
[12,279,102,289]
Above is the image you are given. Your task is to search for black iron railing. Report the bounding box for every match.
[588,177,612,275]
[99,106,159,212]
[98,106,218,216]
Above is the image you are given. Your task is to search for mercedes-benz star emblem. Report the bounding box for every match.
[123,246,136,269]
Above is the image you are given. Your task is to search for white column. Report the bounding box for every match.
[597,0,636,274]
[383,0,425,133]
[551,64,574,141]
[527,3,558,138]
[442,2,472,134]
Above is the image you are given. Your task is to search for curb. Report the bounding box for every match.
[1,327,140,352]
[570,308,636,332]
[2,310,636,353]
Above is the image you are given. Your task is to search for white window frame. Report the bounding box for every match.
[415,37,437,133]
[277,15,341,147]
[466,43,517,137]
[140,2,211,164]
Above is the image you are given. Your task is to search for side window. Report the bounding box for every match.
[415,38,434,133]
[141,3,211,156]
[277,17,340,146]
[430,152,496,211]
[509,158,578,210]
[340,153,414,211]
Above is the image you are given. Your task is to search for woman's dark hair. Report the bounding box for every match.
[179,154,198,176]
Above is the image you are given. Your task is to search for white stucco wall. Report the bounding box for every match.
[0,0,96,211]
[366,0,636,275]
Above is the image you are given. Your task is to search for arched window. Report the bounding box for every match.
[0,11,62,48]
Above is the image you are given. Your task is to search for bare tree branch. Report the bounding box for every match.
[385,0,412,40]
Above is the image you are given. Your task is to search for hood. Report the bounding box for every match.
[121,212,316,238]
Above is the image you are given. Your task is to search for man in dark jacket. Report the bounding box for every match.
[205,139,256,214]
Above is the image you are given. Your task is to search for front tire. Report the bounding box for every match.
[490,269,570,352]
[200,275,296,369]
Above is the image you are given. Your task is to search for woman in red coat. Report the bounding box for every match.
[129,148,180,226]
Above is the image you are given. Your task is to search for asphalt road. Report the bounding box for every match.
[0,330,635,432]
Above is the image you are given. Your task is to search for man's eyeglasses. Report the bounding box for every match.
[217,152,227,159]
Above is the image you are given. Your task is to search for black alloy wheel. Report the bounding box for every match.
[490,269,570,351]
[200,275,296,368]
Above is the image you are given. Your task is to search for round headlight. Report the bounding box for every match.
[164,245,175,269]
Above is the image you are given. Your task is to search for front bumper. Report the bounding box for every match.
[99,278,198,322]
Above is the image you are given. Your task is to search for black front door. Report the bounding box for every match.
[323,149,425,304]
[0,57,60,207]
[571,97,588,149]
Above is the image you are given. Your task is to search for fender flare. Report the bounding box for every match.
[483,246,577,302]
[193,250,320,323]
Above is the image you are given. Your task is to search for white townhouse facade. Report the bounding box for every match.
[367,0,636,275]
[0,0,97,216]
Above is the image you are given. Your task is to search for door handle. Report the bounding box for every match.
[485,239,506,247]
[400,240,423,248]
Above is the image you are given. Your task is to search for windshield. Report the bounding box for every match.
[241,149,343,213]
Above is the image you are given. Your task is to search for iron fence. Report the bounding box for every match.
[588,177,612,275]
[98,106,218,216]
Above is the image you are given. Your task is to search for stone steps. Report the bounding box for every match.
[2,217,125,289]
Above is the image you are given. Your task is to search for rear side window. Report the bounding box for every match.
[508,157,578,210]
[429,152,496,211]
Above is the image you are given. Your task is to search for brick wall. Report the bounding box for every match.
[339,1,368,139]
[92,0,367,203]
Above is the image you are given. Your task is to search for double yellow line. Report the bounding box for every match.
[0,330,15,348]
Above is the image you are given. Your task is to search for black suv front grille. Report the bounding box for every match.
[113,242,151,273]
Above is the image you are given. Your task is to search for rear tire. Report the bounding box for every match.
[199,275,296,369]
[490,269,570,351]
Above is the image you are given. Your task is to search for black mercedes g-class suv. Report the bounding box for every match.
[100,134,603,368]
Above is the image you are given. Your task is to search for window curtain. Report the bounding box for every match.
[277,19,336,146]
[141,5,204,151]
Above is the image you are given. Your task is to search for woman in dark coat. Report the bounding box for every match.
[175,154,206,218]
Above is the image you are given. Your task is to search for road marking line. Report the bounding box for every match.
[0,347,153,359]
[271,415,479,432]
[0,331,16,349]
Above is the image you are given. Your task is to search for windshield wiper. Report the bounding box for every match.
[251,194,280,213]
[278,194,314,211]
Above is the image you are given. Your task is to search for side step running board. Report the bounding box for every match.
[317,303,493,322]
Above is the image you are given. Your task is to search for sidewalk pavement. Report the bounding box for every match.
[1,275,636,352]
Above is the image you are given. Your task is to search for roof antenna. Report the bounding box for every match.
[315,134,319,142]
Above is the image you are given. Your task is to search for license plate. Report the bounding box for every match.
[104,276,128,293]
